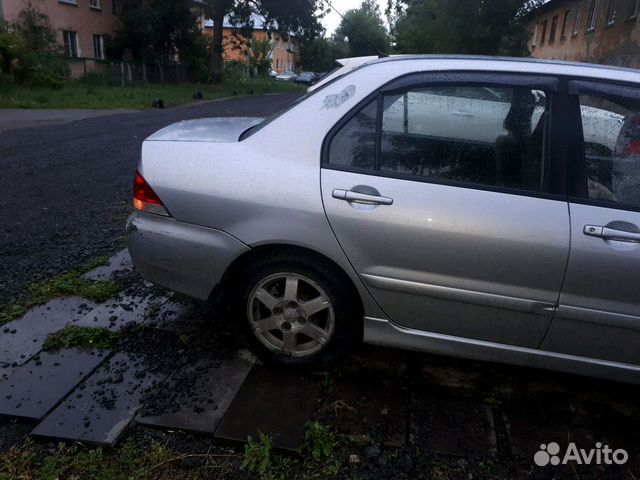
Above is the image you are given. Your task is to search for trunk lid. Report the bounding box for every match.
[146,117,264,143]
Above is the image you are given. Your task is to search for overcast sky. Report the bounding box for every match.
[322,0,386,35]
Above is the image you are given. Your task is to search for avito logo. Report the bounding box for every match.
[535,442,628,467]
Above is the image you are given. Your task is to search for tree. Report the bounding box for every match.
[8,4,69,87]
[249,37,273,76]
[15,3,59,53]
[300,38,333,72]
[299,37,348,72]
[392,0,543,56]
[200,0,323,79]
[0,21,19,76]
[336,0,390,57]
[110,0,204,63]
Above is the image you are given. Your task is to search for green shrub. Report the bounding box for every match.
[223,60,247,82]
[14,55,69,88]
[4,5,68,88]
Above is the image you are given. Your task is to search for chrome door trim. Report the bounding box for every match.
[363,317,640,384]
[360,273,556,315]
[556,305,640,331]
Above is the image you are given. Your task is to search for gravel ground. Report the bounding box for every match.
[0,92,304,305]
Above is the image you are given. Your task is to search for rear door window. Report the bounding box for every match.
[577,90,640,208]
[379,85,550,192]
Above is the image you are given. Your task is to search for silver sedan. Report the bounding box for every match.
[127,55,640,384]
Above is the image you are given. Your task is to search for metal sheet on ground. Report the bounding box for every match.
[82,249,132,281]
[0,349,108,421]
[31,352,163,446]
[71,294,155,331]
[146,298,207,334]
[137,354,253,434]
[0,297,94,366]
[214,366,321,451]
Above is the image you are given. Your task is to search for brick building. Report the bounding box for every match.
[0,0,121,60]
[0,1,300,76]
[528,0,640,68]
[199,14,300,73]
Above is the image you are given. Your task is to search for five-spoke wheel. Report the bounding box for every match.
[230,254,360,368]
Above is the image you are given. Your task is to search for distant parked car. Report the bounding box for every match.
[269,70,277,78]
[294,72,318,86]
[275,70,297,82]
[128,55,640,384]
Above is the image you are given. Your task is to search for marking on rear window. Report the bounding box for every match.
[323,85,356,110]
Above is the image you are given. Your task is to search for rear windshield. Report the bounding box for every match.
[239,63,354,141]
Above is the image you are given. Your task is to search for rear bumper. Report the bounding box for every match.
[126,212,250,300]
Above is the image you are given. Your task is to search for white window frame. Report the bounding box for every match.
[574,5,583,34]
[532,23,539,46]
[63,30,79,57]
[89,0,101,9]
[93,34,104,59]
[631,0,639,18]
[586,0,600,31]
[606,0,617,24]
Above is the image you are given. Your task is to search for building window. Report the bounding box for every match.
[549,15,559,42]
[93,34,104,59]
[628,0,639,17]
[606,0,617,23]
[586,0,600,30]
[63,31,79,57]
[532,23,539,46]
[561,10,570,37]
[574,5,583,34]
[540,20,548,44]
[89,0,101,9]
[112,0,122,15]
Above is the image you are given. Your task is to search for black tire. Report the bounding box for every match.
[229,253,361,369]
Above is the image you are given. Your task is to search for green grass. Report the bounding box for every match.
[0,78,305,109]
[0,424,343,480]
[0,256,120,325]
[42,325,120,351]
[0,439,238,480]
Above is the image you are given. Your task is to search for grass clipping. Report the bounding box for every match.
[0,256,120,325]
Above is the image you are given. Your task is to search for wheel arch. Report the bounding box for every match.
[214,243,365,338]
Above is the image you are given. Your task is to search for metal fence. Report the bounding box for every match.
[35,54,195,85]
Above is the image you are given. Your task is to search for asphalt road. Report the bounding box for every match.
[0,92,304,305]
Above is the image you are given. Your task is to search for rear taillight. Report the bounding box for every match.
[133,170,170,216]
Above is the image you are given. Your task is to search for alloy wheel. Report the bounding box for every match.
[247,272,335,357]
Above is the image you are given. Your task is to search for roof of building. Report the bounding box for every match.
[202,13,268,30]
